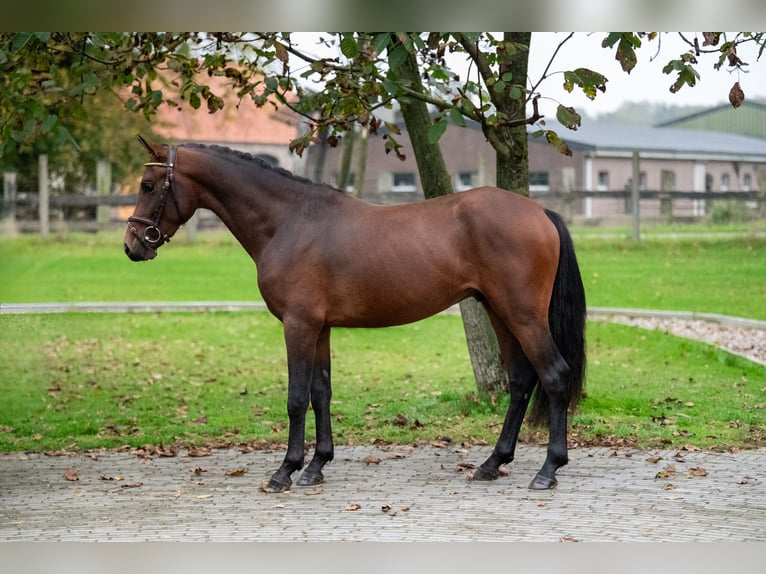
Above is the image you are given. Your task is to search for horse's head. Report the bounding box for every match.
[124,136,195,261]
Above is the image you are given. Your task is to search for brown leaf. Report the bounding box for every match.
[121,482,143,488]
[688,466,708,478]
[645,455,663,464]
[345,504,362,511]
[99,475,124,481]
[381,504,392,513]
[191,467,208,475]
[656,465,677,479]
[224,467,247,477]
[363,456,382,465]
[187,447,212,458]
[155,444,177,457]
[729,81,745,108]
[64,468,79,482]
[190,416,208,425]
[391,413,409,427]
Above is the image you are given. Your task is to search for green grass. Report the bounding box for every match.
[576,235,766,320]
[1,225,765,452]
[0,232,259,302]
[0,312,763,453]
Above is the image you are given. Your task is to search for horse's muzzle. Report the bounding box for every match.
[124,242,155,262]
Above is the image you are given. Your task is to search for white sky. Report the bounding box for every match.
[289,32,766,120]
[527,32,766,117]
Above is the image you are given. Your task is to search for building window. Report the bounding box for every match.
[392,172,417,192]
[639,172,647,190]
[455,171,476,191]
[597,171,609,191]
[743,173,752,191]
[721,173,730,191]
[529,171,550,192]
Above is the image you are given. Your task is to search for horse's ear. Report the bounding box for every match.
[137,134,162,159]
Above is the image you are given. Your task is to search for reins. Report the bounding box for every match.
[127,145,180,251]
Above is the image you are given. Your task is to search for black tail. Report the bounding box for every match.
[528,209,587,424]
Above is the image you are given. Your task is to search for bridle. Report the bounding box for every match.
[127,145,180,251]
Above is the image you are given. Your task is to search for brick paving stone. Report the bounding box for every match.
[0,444,764,542]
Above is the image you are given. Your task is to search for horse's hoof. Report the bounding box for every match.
[296,470,324,487]
[261,475,292,493]
[470,466,499,481]
[529,472,557,490]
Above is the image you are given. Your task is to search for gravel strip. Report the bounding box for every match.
[601,315,766,366]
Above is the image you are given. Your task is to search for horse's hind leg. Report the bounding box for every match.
[473,306,538,481]
[297,327,333,486]
[518,326,571,490]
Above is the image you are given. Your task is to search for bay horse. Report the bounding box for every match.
[124,136,586,492]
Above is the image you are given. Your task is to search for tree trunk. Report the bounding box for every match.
[388,37,508,396]
[493,33,531,195]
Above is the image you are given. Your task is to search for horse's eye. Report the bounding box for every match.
[141,182,155,194]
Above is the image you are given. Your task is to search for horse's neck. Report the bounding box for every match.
[194,161,303,261]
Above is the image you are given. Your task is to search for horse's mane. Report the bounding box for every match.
[181,143,341,193]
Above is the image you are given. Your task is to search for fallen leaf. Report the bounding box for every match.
[560,536,579,542]
[191,467,207,475]
[303,488,323,496]
[655,465,676,479]
[196,494,212,499]
[224,467,247,477]
[99,475,124,481]
[663,483,676,490]
[345,504,362,511]
[645,455,663,464]
[456,462,476,472]
[391,414,409,427]
[381,504,392,513]
[155,444,177,457]
[363,456,382,465]
[400,506,410,512]
[187,447,212,458]
[687,466,708,478]
[190,416,208,425]
[121,482,143,488]
[64,468,79,482]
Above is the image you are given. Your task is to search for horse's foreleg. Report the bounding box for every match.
[297,327,333,487]
[265,320,321,493]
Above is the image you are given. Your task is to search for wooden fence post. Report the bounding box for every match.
[2,171,18,235]
[96,160,112,228]
[38,154,49,237]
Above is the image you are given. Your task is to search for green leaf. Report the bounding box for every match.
[340,35,358,59]
[388,43,409,70]
[563,68,608,99]
[40,114,58,135]
[556,105,582,130]
[493,79,506,93]
[427,117,448,144]
[544,129,572,157]
[372,33,391,55]
[509,86,522,100]
[11,32,34,52]
[449,107,466,127]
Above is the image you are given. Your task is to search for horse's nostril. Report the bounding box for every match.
[124,243,142,262]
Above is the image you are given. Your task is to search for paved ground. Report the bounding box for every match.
[1,443,764,542]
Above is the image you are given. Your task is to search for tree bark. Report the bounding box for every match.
[388,37,508,396]
[494,32,531,195]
